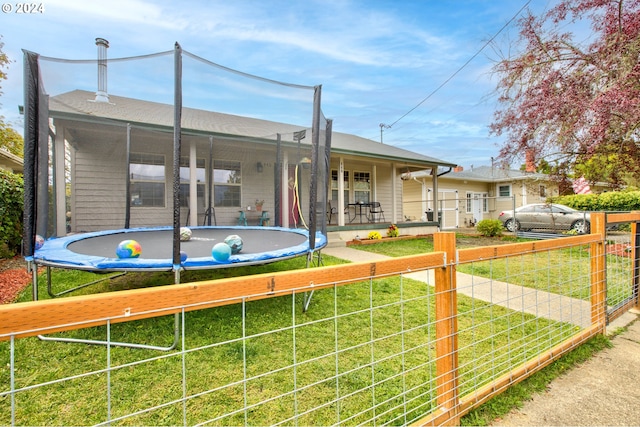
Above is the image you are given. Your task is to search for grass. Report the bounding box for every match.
[356,234,634,306]
[0,235,623,425]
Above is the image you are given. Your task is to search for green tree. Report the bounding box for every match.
[1,121,23,156]
[0,35,22,157]
[491,0,640,189]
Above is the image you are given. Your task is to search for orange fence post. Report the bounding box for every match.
[632,220,640,310]
[433,232,459,425]
[590,212,606,333]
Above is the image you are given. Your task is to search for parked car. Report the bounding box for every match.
[498,203,591,234]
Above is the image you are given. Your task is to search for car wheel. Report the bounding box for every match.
[504,219,520,232]
[571,219,590,234]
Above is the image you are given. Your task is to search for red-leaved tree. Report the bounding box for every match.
[490,0,640,189]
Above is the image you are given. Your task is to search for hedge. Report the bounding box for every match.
[0,170,24,257]
[550,190,640,212]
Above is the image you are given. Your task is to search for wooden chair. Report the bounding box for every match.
[368,202,385,222]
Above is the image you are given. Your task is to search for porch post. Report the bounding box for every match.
[432,167,439,226]
[54,124,66,235]
[338,157,345,225]
[282,151,290,228]
[189,141,197,227]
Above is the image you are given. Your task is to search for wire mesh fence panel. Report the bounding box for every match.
[605,216,639,322]
[455,241,594,399]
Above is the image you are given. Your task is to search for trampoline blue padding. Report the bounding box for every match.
[34,226,327,271]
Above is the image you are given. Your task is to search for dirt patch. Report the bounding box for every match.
[0,256,31,304]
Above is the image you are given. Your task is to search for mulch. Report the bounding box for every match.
[0,256,31,304]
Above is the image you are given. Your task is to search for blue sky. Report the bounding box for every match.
[0,0,555,168]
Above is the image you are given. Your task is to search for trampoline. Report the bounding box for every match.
[34,226,327,272]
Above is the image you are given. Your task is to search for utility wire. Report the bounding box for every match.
[384,0,531,130]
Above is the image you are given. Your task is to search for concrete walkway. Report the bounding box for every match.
[322,245,640,426]
[323,246,592,328]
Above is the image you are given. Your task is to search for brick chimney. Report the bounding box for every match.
[454,165,464,172]
[525,150,536,173]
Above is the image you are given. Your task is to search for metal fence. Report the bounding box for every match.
[1,213,638,426]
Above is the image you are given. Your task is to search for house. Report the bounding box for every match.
[0,148,23,174]
[46,90,456,241]
[402,165,562,229]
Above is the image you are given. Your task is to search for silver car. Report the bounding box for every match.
[498,203,591,234]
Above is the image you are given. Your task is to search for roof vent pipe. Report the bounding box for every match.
[94,38,109,103]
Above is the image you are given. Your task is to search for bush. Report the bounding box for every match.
[0,170,24,257]
[551,190,640,212]
[476,219,503,237]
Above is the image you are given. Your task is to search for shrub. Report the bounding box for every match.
[0,170,24,257]
[476,219,503,237]
[387,224,399,237]
[551,190,640,212]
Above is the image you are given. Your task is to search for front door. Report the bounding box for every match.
[471,193,483,224]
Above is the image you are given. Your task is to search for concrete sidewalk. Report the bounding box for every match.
[322,245,640,426]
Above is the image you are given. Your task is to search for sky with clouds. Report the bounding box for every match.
[0,0,558,168]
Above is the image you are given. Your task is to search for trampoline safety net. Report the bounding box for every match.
[23,40,332,262]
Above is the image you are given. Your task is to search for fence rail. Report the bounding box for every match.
[1,212,639,426]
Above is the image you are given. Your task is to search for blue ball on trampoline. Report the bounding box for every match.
[224,234,243,254]
[116,239,142,259]
[212,242,232,262]
[180,251,188,263]
[34,234,45,250]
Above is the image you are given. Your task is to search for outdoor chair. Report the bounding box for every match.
[368,202,385,222]
[327,201,338,224]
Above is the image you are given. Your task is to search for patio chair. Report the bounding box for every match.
[327,201,338,224]
[368,202,385,222]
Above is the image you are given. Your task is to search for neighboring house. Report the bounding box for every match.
[0,148,23,174]
[47,90,456,238]
[402,165,562,229]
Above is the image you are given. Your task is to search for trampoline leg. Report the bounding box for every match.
[47,267,126,298]
[28,261,39,302]
[37,312,181,351]
[303,290,314,313]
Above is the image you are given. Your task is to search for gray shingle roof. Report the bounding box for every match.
[49,90,456,168]
[446,165,550,182]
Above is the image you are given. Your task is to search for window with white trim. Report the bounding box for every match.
[498,184,512,197]
[129,153,165,207]
[331,169,349,207]
[353,171,371,204]
[214,160,241,207]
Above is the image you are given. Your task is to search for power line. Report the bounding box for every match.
[383,0,532,132]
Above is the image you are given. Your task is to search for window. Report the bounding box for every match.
[130,153,165,207]
[214,160,241,207]
[179,157,206,208]
[353,171,371,204]
[539,185,547,198]
[331,169,349,207]
[498,184,511,197]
